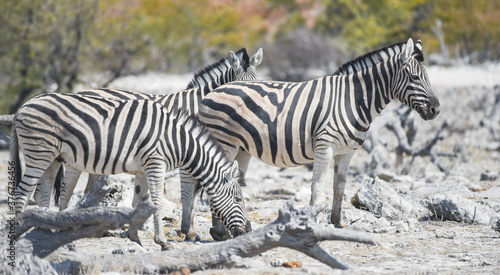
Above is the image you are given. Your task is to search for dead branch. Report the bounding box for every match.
[0,114,14,125]
[4,175,374,273]
[8,175,155,258]
[63,201,375,273]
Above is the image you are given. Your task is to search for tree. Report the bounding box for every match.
[315,0,428,57]
[0,1,98,113]
[418,0,500,62]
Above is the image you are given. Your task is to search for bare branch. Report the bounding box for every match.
[59,201,375,273]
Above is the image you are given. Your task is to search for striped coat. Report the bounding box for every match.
[197,38,440,227]
[12,93,251,249]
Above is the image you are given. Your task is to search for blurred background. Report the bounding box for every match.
[1,0,499,114]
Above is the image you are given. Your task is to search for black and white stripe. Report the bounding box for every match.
[79,48,262,115]
[12,93,251,248]
[197,38,440,227]
[39,48,262,241]
[39,48,262,208]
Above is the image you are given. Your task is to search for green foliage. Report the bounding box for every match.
[315,0,428,57]
[1,0,499,114]
[418,0,500,61]
[0,0,99,113]
[315,0,500,61]
[120,0,262,71]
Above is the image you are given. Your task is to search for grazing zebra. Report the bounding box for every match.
[36,48,263,210]
[34,47,262,241]
[12,93,252,250]
[196,38,440,229]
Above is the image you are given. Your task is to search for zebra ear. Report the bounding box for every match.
[415,40,423,51]
[402,38,414,64]
[250,48,263,67]
[228,51,240,71]
[230,160,240,180]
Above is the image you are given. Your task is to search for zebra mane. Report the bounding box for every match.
[334,41,424,76]
[186,56,233,89]
[235,48,250,72]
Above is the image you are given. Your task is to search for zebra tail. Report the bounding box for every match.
[54,165,63,205]
[9,126,22,189]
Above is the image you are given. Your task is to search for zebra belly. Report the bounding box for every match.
[59,142,145,175]
[203,112,315,168]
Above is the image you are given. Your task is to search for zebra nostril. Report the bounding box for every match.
[431,106,440,115]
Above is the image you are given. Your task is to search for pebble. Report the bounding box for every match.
[434,229,456,239]
[283,261,303,268]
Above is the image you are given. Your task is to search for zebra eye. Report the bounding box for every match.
[234,193,242,203]
[411,73,419,80]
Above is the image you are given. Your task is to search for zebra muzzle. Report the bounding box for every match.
[417,97,440,120]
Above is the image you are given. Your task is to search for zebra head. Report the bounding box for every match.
[210,160,252,237]
[394,38,440,121]
[235,48,263,81]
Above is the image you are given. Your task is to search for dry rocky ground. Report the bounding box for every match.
[1,65,500,274]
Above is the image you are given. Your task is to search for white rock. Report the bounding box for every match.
[423,194,492,225]
[352,177,428,221]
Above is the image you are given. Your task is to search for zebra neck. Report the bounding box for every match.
[187,60,235,94]
[346,60,398,127]
[180,136,228,194]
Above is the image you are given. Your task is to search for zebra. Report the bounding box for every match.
[195,38,440,230]
[33,47,262,241]
[11,93,252,250]
[35,47,263,209]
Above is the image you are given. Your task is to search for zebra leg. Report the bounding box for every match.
[16,160,56,213]
[128,172,148,245]
[59,168,82,210]
[210,216,231,241]
[145,163,172,250]
[34,161,62,208]
[310,146,334,206]
[132,173,149,207]
[331,152,355,228]
[234,150,252,183]
[180,169,201,241]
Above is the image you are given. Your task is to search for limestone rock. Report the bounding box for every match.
[423,194,492,225]
[352,177,428,221]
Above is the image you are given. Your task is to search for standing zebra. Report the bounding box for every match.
[36,48,263,209]
[196,38,440,229]
[35,48,262,241]
[12,93,252,250]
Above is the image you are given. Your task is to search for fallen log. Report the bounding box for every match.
[9,175,155,258]
[0,114,14,125]
[61,201,376,273]
[4,174,375,273]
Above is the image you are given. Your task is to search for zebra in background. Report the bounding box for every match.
[12,93,252,250]
[37,47,263,211]
[187,48,262,91]
[196,38,440,230]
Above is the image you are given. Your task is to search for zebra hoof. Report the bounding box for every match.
[102,231,119,238]
[160,241,173,251]
[185,232,201,242]
[209,226,230,241]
